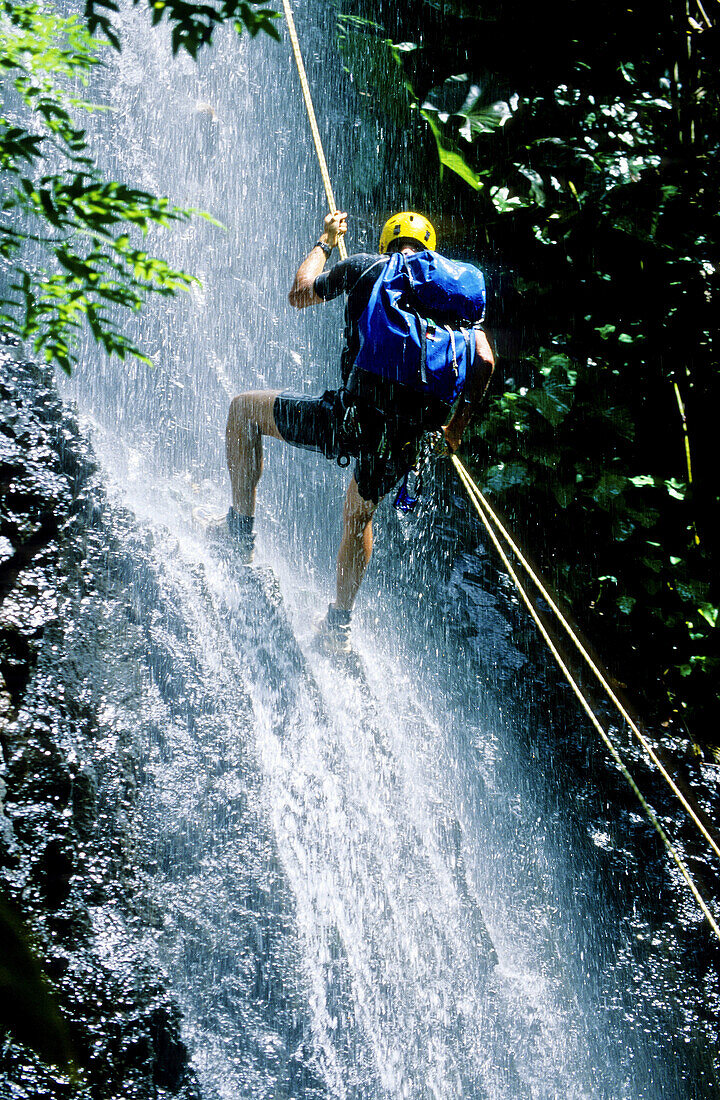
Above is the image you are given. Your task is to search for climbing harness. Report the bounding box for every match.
[452,454,720,943]
[393,432,446,513]
[281,0,720,940]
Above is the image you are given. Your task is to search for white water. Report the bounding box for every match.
[58,3,692,1096]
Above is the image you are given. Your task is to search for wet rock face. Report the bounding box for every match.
[0,350,199,1099]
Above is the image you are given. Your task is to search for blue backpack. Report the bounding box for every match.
[352,250,486,407]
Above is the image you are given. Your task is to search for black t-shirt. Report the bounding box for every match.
[313,252,388,384]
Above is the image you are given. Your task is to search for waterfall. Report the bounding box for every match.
[54,2,713,1096]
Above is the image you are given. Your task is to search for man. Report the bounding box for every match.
[222,210,494,651]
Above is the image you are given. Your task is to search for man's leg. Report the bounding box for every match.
[334,476,379,611]
[226,390,282,516]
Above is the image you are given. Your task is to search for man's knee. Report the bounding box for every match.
[228,390,281,440]
[228,394,245,430]
[228,392,260,427]
[344,478,377,530]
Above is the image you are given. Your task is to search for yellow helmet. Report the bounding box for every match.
[379,211,436,254]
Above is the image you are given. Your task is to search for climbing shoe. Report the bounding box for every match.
[314,604,353,656]
[202,507,255,564]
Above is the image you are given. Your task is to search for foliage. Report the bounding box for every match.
[337,0,719,745]
[85,0,281,56]
[0,0,279,374]
[1,1,192,372]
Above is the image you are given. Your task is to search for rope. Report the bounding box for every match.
[282,0,348,261]
[450,455,720,865]
[673,380,700,546]
[452,454,720,942]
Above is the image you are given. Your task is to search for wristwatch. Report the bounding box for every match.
[314,240,333,257]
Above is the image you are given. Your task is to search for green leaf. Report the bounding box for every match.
[548,477,576,507]
[592,473,627,505]
[489,185,531,213]
[421,110,483,191]
[483,462,531,493]
[664,478,686,500]
[527,388,572,426]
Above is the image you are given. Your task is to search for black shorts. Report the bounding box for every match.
[273,389,420,505]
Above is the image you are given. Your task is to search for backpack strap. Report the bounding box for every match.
[340,256,391,399]
[460,326,474,383]
[418,315,429,385]
[445,326,458,379]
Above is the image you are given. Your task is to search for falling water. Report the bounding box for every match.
[53,2,717,1097]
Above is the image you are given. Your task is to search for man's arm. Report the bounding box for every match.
[288,210,348,309]
[443,328,495,453]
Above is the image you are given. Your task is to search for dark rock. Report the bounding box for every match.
[0,352,199,1098]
